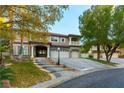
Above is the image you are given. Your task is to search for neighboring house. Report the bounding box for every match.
[12,32,81,58]
[118,48,124,58]
[89,46,120,58]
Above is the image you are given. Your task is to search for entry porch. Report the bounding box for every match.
[30,44,50,58]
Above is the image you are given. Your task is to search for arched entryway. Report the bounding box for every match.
[35,46,47,57]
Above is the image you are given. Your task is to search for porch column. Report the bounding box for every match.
[69,37,72,45]
[47,46,50,58]
[31,45,34,58]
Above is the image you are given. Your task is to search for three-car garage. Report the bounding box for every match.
[50,47,70,58]
[50,47,80,58]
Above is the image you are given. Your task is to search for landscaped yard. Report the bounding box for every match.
[8,59,51,88]
[86,58,118,66]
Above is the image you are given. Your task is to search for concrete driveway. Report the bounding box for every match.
[52,58,109,71]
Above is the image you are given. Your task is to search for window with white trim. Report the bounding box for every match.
[17,46,29,55]
[23,46,29,55]
[51,37,59,42]
[61,38,65,43]
[13,45,18,55]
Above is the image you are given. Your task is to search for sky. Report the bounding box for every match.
[50,5,91,35]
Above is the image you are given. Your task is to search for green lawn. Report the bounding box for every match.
[8,60,51,88]
[86,58,118,66]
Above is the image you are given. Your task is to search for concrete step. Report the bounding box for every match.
[36,62,48,65]
[41,65,56,68]
[54,72,62,78]
[45,68,64,73]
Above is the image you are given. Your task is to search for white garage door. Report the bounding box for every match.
[71,51,79,58]
[50,50,58,58]
[60,51,69,58]
[50,50,69,58]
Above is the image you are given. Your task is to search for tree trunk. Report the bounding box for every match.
[106,54,112,62]
[20,39,23,55]
[97,45,100,60]
[0,52,5,67]
[28,32,31,58]
[0,52,2,66]
[103,44,120,62]
[19,36,24,59]
[105,51,114,62]
[9,8,14,59]
[9,40,13,59]
[105,52,109,62]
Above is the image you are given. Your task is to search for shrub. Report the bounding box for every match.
[0,81,2,88]
[89,54,93,58]
[0,67,14,87]
[4,56,14,63]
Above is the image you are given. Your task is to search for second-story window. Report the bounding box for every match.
[61,38,65,43]
[71,37,78,41]
[51,37,58,42]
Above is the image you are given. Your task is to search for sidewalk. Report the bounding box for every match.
[101,58,124,68]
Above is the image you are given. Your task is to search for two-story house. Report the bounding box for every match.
[12,32,81,59]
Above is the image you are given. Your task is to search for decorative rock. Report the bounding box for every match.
[2,80,11,88]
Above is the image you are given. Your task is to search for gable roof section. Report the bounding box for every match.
[50,32,81,37]
[50,32,68,37]
[68,34,81,37]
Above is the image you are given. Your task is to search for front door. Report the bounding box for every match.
[36,46,47,57]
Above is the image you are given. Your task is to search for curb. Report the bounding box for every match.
[51,70,103,87]
[32,77,71,88]
[31,68,107,88]
[49,67,115,88]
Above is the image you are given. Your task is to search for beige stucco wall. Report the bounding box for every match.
[92,52,119,59]
[119,48,124,56]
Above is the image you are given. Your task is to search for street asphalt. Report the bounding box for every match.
[54,68,124,88]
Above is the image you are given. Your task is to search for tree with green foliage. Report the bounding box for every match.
[79,6,112,60]
[102,5,124,62]
[79,5,124,62]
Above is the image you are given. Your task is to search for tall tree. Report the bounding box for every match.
[79,8,95,55]
[102,5,124,62]
[0,5,68,57]
[79,5,114,62]
[91,6,113,60]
